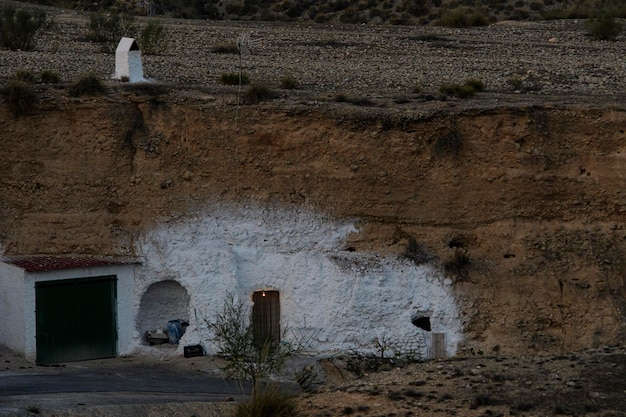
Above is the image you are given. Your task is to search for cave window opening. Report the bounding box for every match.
[448,237,467,249]
[136,280,190,345]
[412,316,431,332]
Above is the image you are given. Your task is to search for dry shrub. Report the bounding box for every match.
[3,79,38,117]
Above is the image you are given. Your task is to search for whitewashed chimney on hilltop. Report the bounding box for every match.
[114,37,143,82]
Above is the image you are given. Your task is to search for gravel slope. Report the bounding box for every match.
[1,2,625,108]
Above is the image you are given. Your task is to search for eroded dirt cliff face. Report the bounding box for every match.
[1,87,625,355]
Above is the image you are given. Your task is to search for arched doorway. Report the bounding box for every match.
[136,280,190,343]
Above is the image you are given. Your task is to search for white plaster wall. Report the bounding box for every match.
[22,265,136,360]
[128,50,143,82]
[0,263,26,353]
[114,50,143,82]
[134,204,463,358]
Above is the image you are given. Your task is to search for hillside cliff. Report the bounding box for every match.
[1,4,626,355]
[1,86,625,354]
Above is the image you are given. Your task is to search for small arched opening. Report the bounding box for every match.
[136,280,190,344]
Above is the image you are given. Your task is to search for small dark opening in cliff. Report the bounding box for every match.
[504,253,515,258]
[412,316,431,331]
[448,238,466,249]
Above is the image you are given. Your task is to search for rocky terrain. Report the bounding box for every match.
[0,1,625,104]
[1,3,626,417]
[1,0,626,372]
[2,343,625,417]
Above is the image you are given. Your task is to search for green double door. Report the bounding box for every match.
[36,276,117,364]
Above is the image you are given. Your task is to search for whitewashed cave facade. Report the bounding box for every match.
[132,204,463,359]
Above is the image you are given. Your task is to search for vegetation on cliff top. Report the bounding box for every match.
[24,0,626,25]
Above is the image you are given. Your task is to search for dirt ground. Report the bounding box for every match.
[0,1,626,359]
[2,344,625,417]
[302,346,626,417]
[0,6,625,417]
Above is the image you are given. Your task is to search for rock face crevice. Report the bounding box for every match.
[1,91,625,354]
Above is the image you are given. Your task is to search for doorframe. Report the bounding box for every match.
[251,290,280,349]
[35,275,118,364]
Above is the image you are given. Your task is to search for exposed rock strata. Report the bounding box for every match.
[0,5,625,355]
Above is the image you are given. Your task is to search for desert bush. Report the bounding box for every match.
[3,79,38,117]
[439,78,485,98]
[444,249,471,281]
[530,1,544,12]
[242,82,277,104]
[211,42,239,54]
[314,13,332,23]
[508,74,524,91]
[538,1,623,20]
[434,130,463,158]
[87,12,136,53]
[345,352,384,377]
[470,393,499,409]
[219,72,250,86]
[465,78,485,92]
[508,72,542,92]
[279,75,298,90]
[585,10,623,40]
[25,406,41,414]
[398,0,430,17]
[0,6,48,51]
[387,390,404,401]
[68,73,107,97]
[139,20,170,55]
[368,7,390,21]
[235,384,300,417]
[404,236,433,265]
[40,70,61,83]
[12,69,36,83]
[436,7,488,27]
[439,82,472,98]
[334,94,374,106]
[340,7,368,24]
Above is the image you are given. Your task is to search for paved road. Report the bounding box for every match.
[0,364,252,414]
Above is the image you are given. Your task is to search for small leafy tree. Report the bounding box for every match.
[207,293,301,393]
[139,20,170,55]
[0,6,48,51]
